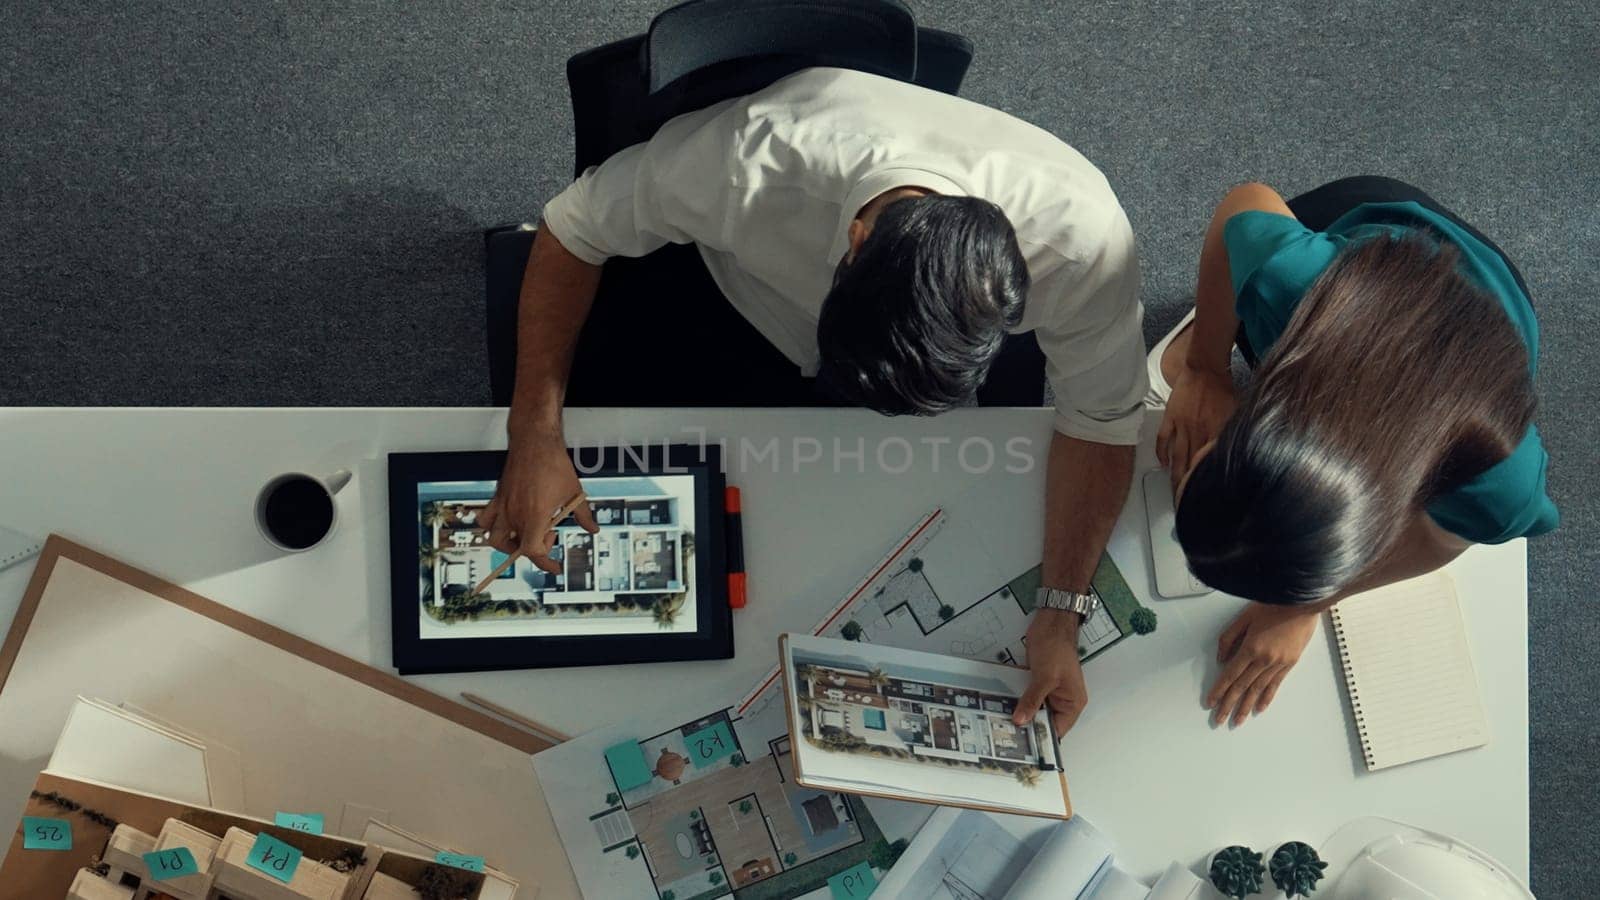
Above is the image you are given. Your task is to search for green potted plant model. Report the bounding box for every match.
[1129,606,1158,635]
[840,620,863,641]
[1208,845,1265,899]
[1269,841,1327,898]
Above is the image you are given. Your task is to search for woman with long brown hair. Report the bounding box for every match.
[1150,177,1557,727]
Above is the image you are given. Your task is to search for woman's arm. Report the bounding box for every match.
[1158,183,1297,482]
[1207,511,1471,726]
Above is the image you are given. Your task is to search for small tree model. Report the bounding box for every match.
[907,557,925,573]
[662,892,676,900]
[1209,845,1265,900]
[605,792,620,806]
[868,837,910,870]
[739,800,753,814]
[840,620,863,641]
[866,667,890,692]
[730,753,745,767]
[1129,606,1158,635]
[653,595,685,628]
[710,872,724,885]
[938,603,955,621]
[784,852,798,865]
[1013,766,1042,787]
[1270,841,1327,899]
[625,845,640,859]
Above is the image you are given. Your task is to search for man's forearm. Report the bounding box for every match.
[508,227,604,435]
[1041,432,1136,593]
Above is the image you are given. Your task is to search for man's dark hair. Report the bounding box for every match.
[1176,233,1534,604]
[816,195,1029,414]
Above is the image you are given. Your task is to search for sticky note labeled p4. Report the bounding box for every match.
[247,832,303,884]
[22,816,72,850]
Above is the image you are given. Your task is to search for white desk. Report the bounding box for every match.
[0,408,1528,883]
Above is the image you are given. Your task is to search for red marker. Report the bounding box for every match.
[725,486,747,609]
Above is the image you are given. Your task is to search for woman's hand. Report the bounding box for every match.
[1206,602,1321,726]
[1156,364,1236,490]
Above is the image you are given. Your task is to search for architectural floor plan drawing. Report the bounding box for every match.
[740,510,1157,714]
[533,687,915,900]
[534,509,1158,900]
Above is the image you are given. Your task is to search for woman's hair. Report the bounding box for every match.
[1176,232,1534,604]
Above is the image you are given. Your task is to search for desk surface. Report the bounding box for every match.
[0,407,1528,882]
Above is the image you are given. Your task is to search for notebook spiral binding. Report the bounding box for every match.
[1330,609,1377,766]
[0,527,44,573]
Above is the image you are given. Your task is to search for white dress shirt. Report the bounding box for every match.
[542,67,1147,443]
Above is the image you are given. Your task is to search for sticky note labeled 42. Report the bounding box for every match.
[273,811,325,834]
[247,832,303,884]
[144,846,200,881]
[22,816,72,850]
[436,850,486,872]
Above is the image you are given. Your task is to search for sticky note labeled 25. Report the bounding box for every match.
[273,811,325,834]
[436,851,485,872]
[22,816,72,850]
[144,846,200,881]
[247,832,303,884]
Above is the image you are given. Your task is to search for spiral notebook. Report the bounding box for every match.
[1330,571,1489,771]
[0,525,43,573]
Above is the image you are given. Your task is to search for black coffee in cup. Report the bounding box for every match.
[260,475,336,550]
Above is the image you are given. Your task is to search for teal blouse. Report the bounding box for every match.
[1223,201,1558,544]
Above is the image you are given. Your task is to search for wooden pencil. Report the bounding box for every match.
[460,692,571,743]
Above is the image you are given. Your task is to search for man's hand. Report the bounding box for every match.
[1015,609,1088,736]
[1206,602,1320,726]
[481,425,598,574]
[1156,364,1236,491]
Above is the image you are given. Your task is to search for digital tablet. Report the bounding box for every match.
[387,444,732,674]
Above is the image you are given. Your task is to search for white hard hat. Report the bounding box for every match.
[1320,818,1534,900]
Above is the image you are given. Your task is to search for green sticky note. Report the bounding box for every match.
[604,740,652,791]
[143,846,200,881]
[828,861,877,899]
[246,832,302,884]
[683,720,737,768]
[21,816,72,850]
[436,851,485,872]
[273,811,325,834]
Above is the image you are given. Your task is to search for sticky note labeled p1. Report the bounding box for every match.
[436,851,485,872]
[828,861,877,899]
[247,833,303,884]
[22,816,72,850]
[273,811,325,834]
[144,846,200,881]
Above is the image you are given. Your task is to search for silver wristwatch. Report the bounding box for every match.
[1035,587,1100,619]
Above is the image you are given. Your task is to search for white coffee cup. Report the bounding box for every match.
[255,469,352,552]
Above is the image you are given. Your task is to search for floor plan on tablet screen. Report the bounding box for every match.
[414,475,698,640]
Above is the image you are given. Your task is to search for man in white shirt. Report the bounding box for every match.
[482,67,1147,735]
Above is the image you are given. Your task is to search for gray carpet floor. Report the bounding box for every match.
[3,1,1594,892]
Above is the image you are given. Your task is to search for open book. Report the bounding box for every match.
[779,633,1069,819]
[873,807,1209,899]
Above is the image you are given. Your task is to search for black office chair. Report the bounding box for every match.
[485,0,979,407]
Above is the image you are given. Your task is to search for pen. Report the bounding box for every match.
[726,486,747,609]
